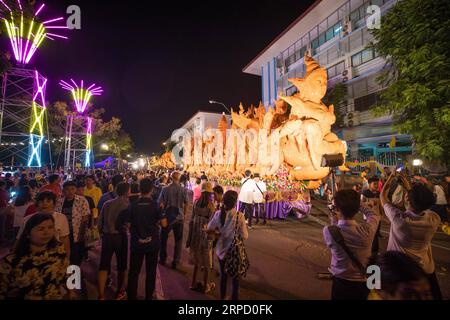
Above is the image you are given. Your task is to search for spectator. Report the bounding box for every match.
[361,176,382,258]
[28,179,39,199]
[0,180,10,244]
[158,171,188,269]
[372,251,432,300]
[431,178,448,224]
[207,190,248,300]
[97,182,130,300]
[129,176,140,203]
[188,182,216,293]
[252,174,267,225]
[193,178,202,203]
[381,172,442,299]
[97,174,124,213]
[238,170,256,228]
[17,191,71,258]
[39,174,62,198]
[0,213,69,300]
[126,179,168,300]
[213,185,224,211]
[84,175,103,224]
[56,181,90,267]
[323,189,381,300]
[12,186,34,237]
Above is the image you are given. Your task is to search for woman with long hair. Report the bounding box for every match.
[0,213,69,300]
[207,190,248,300]
[188,182,216,293]
[13,186,34,236]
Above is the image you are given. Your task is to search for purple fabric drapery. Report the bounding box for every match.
[238,200,312,220]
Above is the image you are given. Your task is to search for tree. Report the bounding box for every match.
[47,102,134,165]
[371,0,450,167]
[324,83,347,129]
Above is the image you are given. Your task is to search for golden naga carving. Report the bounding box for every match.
[182,54,347,187]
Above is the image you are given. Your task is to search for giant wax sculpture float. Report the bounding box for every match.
[173,55,347,217]
[180,54,347,184]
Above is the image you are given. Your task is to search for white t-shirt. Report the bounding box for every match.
[13,203,33,228]
[17,211,70,242]
[238,178,256,204]
[253,180,267,204]
[434,185,447,205]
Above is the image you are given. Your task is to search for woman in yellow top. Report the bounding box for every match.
[84,175,103,223]
[0,213,69,300]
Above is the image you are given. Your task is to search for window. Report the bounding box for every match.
[354,91,382,112]
[327,61,345,79]
[352,48,377,67]
[326,28,334,42]
[318,33,326,46]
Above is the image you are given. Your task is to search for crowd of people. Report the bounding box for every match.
[323,168,449,300]
[0,166,448,300]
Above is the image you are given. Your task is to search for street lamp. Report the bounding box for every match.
[413,159,423,167]
[209,100,231,114]
[101,143,109,151]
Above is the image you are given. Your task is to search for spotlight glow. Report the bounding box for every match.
[1,1,69,65]
[60,80,103,113]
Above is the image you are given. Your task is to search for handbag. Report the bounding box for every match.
[84,226,100,248]
[224,212,250,279]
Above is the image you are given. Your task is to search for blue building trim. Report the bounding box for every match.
[261,66,265,105]
[273,58,278,101]
[267,61,271,104]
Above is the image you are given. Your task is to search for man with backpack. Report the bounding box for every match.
[323,189,381,300]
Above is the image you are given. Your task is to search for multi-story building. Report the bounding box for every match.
[243,0,411,166]
[166,111,231,143]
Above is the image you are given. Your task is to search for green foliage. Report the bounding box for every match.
[371,0,450,166]
[47,102,134,161]
[324,82,348,128]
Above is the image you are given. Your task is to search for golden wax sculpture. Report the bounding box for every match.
[183,54,347,187]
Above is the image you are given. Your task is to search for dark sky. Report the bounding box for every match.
[24,0,315,153]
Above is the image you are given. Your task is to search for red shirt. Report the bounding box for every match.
[39,184,62,198]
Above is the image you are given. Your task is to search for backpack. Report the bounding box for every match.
[224,213,250,279]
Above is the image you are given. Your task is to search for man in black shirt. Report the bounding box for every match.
[125,178,168,300]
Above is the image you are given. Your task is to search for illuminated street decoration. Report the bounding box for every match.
[1,1,69,65]
[60,80,103,113]
[85,117,93,167]
[61,79,102,169]
[28,70,47,167]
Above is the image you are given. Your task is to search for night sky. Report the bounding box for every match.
[15,0,315,153]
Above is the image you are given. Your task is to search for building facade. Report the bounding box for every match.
[243,0,411,166]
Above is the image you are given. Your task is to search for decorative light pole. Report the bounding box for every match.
[0,1,68,168]
[60,80,103,169]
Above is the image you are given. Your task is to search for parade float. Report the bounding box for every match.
[166,54,348,218]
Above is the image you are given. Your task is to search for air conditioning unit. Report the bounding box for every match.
[342,20,352,37]
[341,67,353,83]
[344,111,361,127]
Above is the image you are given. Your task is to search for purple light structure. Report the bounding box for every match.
[59,80,103,113]
[1,1,69,65]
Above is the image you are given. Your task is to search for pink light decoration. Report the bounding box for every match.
[33,70,47,108]
[1,1,69,65]
[60,80,103,113]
